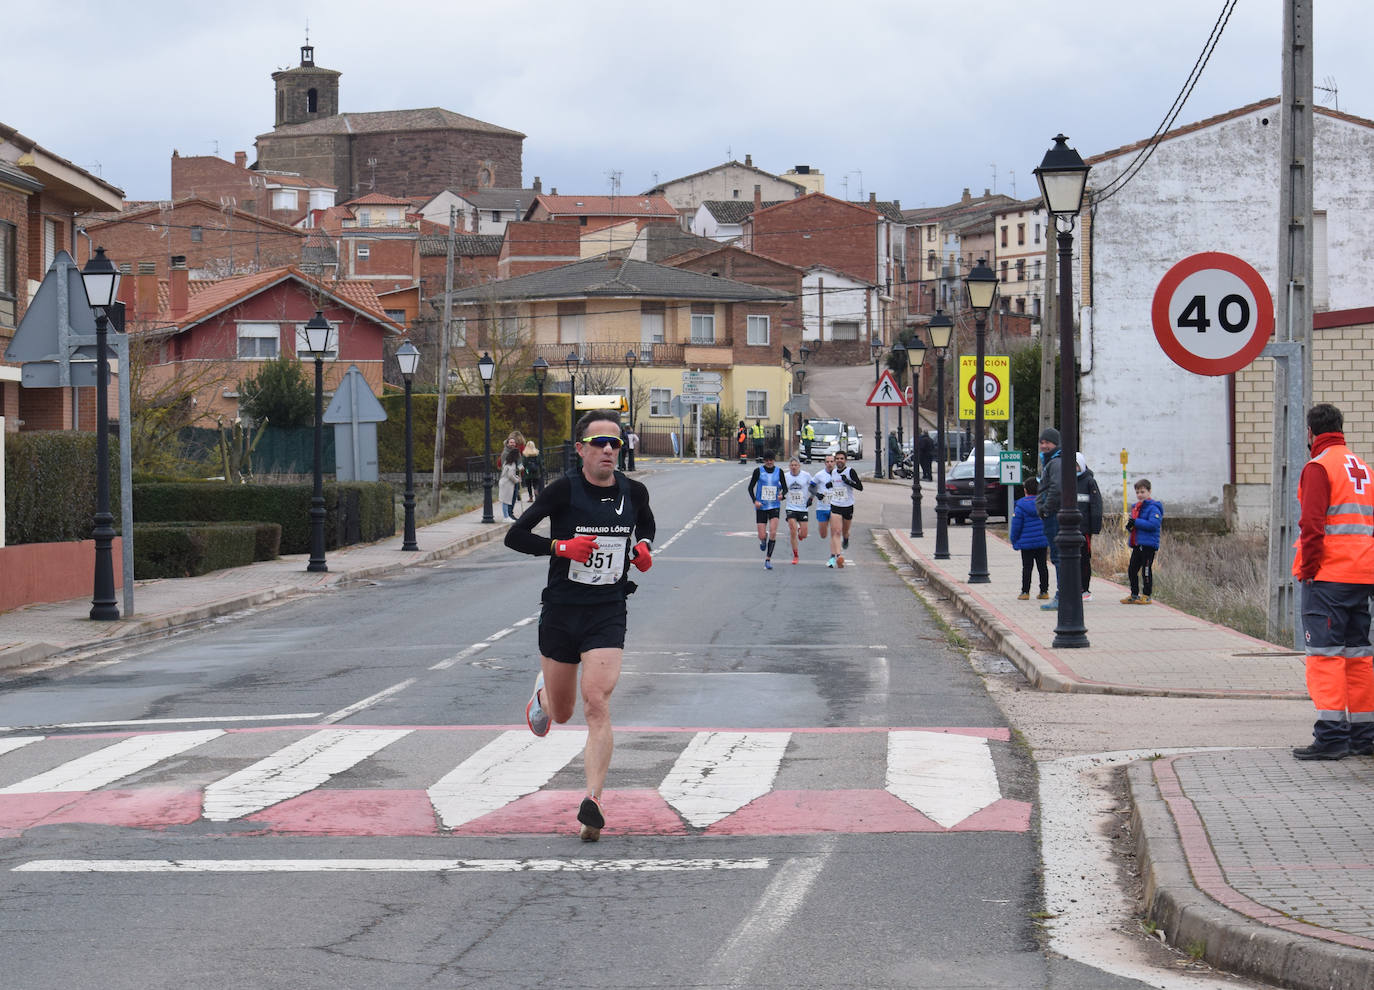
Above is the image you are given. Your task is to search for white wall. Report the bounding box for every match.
[1081,106,1374,516]
[802,269,871,342]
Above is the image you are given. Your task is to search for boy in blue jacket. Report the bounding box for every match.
[1011,476,1050,600]
[1122,479,1164,604]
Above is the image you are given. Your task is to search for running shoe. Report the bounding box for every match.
[792,553,799,565]
[842,537,850,550]
[1040,597,1059,610]
[1082,592,1093,602]
[760,540,767,552]
[836,554,845,568]
[1017,593,1029,600]
[827,555,836,568]
[578,795,605,842]
[525,673,550,737]
[764,559,772,570]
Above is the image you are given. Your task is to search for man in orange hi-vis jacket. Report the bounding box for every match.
[1292,403,1374,760]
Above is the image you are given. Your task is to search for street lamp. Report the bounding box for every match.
[929,310,954,559]
[479,351,496,524]
[1035,133,1092,649]
[871,336,884,478]
[80,247,121,620]
[964,259,998,584]
[396,340,421,551]
[302,310,332,572]
[565,349,579,472]
[532,356,549,492]
[906,336,926,537]
[625,349,638,470]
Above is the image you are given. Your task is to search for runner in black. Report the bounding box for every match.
[504,410,656,840]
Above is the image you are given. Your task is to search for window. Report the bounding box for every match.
[746,389,768,418]
[1016,298,1026,314]
[191,225,203,242]
[1000,261,1009,282]
[831,321,859,341]
[357,245,370,260]
[650,387,672,417]
[558,302,586,346]
[357,209,371,226]
[1017,223,1025,246]
[272,189,299,211]
[746,315,770,345]
[385,309,406,324]
[1000,226,1008,248]
[307,87,318,113]
[498,304,520,346]
[1033,260,1042,281]
[0,221,15,326]
[1016,259,1026,281]
[453,317,467,347]
[690,312,715,344]
[293,320,337,361]
[1034,223,1041,245]
[641,302,664,362]
[237,322,280,359]
[44,218,57,272]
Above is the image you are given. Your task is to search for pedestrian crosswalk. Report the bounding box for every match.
[0,725,1030,838]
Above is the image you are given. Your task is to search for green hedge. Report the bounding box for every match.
[133,481,394,554]
[133,521,280,579]
[376,392,570,473]
[3,430,124,545]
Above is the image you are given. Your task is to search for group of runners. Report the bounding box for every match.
[747,449,863,569]
[504,410,865,841]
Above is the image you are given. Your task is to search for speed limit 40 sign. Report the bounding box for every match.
[1151,252,1274,376]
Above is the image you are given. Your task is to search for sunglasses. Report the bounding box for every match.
[580,435,624,450]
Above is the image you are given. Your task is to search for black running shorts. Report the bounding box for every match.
[755,508,781,523]
[538,601,628,664]
[831,504,854,520]
[785,509,809,522]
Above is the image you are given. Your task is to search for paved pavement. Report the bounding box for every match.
[1,464,1371,989]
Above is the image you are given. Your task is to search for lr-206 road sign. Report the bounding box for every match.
[1151,252,1274,376]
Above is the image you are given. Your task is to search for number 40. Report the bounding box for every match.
[1178,294,1251,334]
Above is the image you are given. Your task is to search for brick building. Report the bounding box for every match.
[78,199,306,278]
[171,150,336,228]
[255,44,525,201]
[0,122,124,433]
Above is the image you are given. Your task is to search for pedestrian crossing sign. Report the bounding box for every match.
[865,369,906,407]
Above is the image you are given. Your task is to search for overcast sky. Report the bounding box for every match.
[9,0,1369,209]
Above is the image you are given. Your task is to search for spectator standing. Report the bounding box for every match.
[737,421,749,464]
[1122,479,1163,604]
[522,440,541,498]
[1011,476,1050,600]
[1074,453,1104,601]
[750,420,766,462]
[887,431,902,478]
[498,445,523,521]
[1036,427,1064,610]
[917,432,935,480]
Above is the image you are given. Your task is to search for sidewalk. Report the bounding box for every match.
[886,509,1374,990]
[0,506,512,668]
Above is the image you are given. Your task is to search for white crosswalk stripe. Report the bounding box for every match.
[660,732,791,828]
[0,730,223,794]
[202,728,411,821]
[428,729,588,828]
[0,726,1022,835]
[885,730,1001,828]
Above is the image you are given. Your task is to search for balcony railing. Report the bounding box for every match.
[531,340,733,368]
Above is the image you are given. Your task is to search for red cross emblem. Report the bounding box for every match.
[1345,455,1370,493]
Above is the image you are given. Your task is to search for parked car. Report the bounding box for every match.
[845,425,863,459]
[944,460,1013,523]
[807,418,846,458]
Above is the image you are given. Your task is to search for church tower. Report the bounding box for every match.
[272,43,341,127]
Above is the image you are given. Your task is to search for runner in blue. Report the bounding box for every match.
[748,449,785,569]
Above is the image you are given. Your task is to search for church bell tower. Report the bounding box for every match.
[272,42,341,127]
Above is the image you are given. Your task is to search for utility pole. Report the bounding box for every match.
[1038,225,1058,440]
[1266,0,1315,648]
[431,206,457,515]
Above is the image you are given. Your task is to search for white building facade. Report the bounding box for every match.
[1079,99,1374,519]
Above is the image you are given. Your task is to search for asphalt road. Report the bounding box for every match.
[0,462,1193,989]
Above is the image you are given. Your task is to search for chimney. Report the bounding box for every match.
[961,188,972,203]
[136,262,158,320]
[551,187,557,196]
[533,176,542,193]
[745,154,752,167]
[170,256,189,318]
[753,184,762,213]
[235,151,247,168]
[869,192,876,204]
[893,199,901,212]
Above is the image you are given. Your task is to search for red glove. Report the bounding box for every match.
[552,534,599,564]
[630,540,653,572]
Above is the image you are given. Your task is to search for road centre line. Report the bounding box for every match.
[321,680,418,724]
[657,479,745,554]
[15,857,773,874]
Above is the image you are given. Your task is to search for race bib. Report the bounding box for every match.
[569,537,627,585]
[786,486,807,509]
[831,481,850,503]
[759,485,779,503]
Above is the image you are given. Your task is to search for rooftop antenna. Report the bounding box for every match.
[1316,76,1339,110]
[989,163,997,194]
[1009,169,1016,198]
[607,169,622,198]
